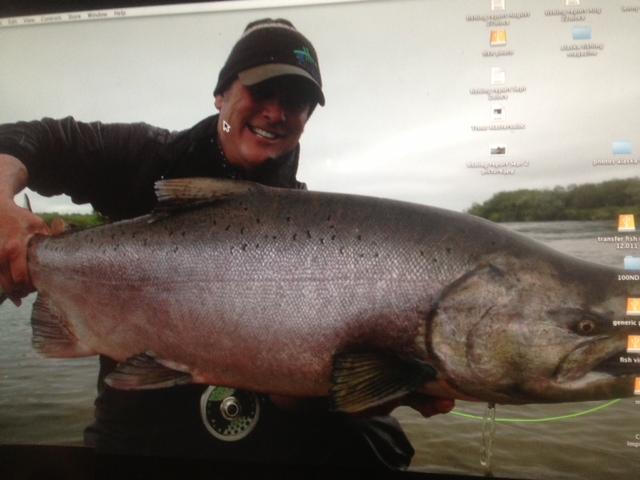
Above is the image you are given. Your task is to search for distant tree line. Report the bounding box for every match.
[468,177,640,222]
[38,212,105,229]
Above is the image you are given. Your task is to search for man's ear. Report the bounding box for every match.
[214,94,224,111]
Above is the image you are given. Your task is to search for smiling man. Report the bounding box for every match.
[0,18,452,470]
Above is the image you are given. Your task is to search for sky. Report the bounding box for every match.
[1,0,639,214]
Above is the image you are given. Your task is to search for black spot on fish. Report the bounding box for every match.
[230,246,235,253]
[420,250,425,257]
[293,233,297,241]
[432,258,438,263]
[241,243,248,251]
[446,247,452,254]
[359,253,365,258]
[286,216,291,222]
[213,220,217,226]
[240,227,245,235]
[173,246,179,253]
[357,234,362,241]
[320,238,325,245]
[329,225,335,230]
[272,236,277,240]
[306,230,312,239]
[374,252,379,258]
[181,231,186,237]
[339,247,344,255]
[256,218,261,224]
[326,214,332,222]
[331,234,336,241]
[225,225,231,231]
[255,243,260,249]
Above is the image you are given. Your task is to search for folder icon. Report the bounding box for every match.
[613,141,633,155]
[626,298,640,316]
[635,377,640,395]
[490,30,508,47]
[572,26,592,41]
[624,256,640,270]
[619,214,636,232]
[628,336,640,354]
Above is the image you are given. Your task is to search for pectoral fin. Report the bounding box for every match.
[31,294,93,357]
[106,353,192,390]
[330,352,437,413]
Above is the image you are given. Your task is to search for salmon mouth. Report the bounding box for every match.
[554,339,632,383]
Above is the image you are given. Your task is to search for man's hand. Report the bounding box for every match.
[0,199,49,306]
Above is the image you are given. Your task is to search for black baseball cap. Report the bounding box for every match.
[214,18,325,106]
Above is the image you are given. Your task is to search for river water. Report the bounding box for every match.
[1,221,639,478]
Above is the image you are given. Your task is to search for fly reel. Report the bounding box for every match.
[200,386,261,441]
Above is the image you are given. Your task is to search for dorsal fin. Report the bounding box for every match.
[150,178,262,221]
[154,177,259,206]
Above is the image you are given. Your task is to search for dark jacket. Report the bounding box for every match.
[0,115,414,469]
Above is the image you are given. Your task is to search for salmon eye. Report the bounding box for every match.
[575,319,596,335]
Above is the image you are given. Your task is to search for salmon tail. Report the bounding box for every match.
[31,294,93,357]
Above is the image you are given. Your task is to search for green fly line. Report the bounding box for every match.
[450,399,621,423]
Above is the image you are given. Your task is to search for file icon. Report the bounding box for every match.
[491,67,506,85]
[492,105,505,121]
[613,141,633,155]
[618,214,636,232]
[628,336,640,354]
[626,298,640,316]
[490,144,506,155]
[491,0,505,11]
[572,26,592,41]
[624,256,640,270]
[490,30,508,47]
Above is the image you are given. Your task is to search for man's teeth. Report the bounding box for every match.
[250,126,277,139]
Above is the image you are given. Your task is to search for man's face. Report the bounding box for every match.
[214,77,314,171]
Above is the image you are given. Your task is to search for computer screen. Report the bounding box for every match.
[1,1,639,479]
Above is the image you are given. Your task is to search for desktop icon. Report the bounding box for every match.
[572,25,592,41]
[491,67,506,85]
[626,298,640,316]
[618,214,636,232]
[491,0,505,11]
[490,30,508,47]
[628,335,640,354]
[612,141,633,155]
[492,104,505,121]
[624,256,640,270]
[490,144,506,155]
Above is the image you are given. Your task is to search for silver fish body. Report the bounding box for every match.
[23,179,640,411]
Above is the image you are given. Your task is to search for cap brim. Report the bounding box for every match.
[238,64,325,106]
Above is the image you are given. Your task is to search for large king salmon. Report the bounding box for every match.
[4,178,639,412]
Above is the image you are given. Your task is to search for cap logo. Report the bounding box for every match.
[293,47,317,68]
